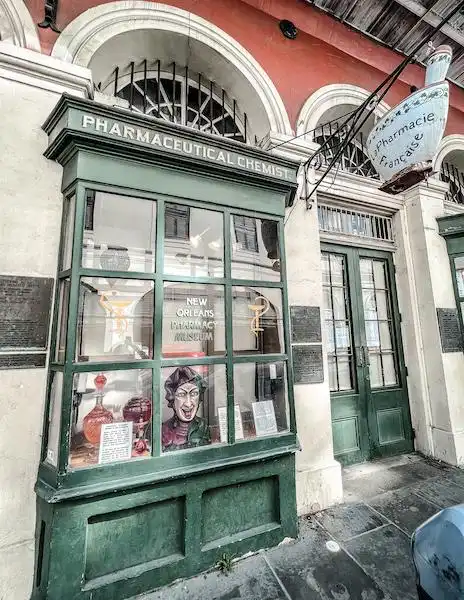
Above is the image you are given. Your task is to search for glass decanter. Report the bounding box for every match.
[83,373,114,445]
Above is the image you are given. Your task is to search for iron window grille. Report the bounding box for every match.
[97,60,249,144]
[440,162,464,205]
[314,122,378,179]
[318,204,394,243]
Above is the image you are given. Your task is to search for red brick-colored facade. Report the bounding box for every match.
[25,0,464,134]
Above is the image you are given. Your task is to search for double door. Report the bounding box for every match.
[322,244,413,465]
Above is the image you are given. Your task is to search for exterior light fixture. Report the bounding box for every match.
[279,20,298,40]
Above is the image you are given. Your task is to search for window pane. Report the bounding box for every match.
[45,371,63,467]
[328,357,337,391]
[360,259,374,288]
[373,260,386,288]
[164,204,224,277]
[454,257,464,297]
[231,216,281,281]
[234,362,288,440]
[379,321,393,350]
[382,353,397,386]
[76,277,154,362]
[337,356,352,390]
[375,290,389,319]
[82,191,156,273]
[61,195,75,271]
[69,369,152,469]
[232,287,284,354]
[55,278,70,362]
[161,364,226,452]
[369,353,383,388]
[163,283,225,358]
[329,255,344,286]
[332,287,346,320]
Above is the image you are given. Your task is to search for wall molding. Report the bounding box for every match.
[0,43,92,97]
[297,83,391,139]
[0,0,40,51]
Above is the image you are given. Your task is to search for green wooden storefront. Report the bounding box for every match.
[32,96,299,600]
[439,213,464,338]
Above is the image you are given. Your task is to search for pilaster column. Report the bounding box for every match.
[403,179,464,465]
[266,133,343,513]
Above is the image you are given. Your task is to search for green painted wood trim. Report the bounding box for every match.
[33,454,296,600]
[438,213,464,239]
[43,95,298,187]
[36,439,297,503]
[64,152,288,216]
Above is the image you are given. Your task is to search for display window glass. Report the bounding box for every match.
[55,278,70,363]
[232,287,284,354]
[47,188,292,474]
[233,361,288,440]
[61,195,75,271]
[163,283,225,358]
[76,277,154,362]
[82,191,157,273]
[45,371,63,467]
[231,215,281,281]
[161,364,226,452]
[164,204,224,278]
[69,369,152,469]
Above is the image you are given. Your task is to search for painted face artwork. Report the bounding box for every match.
[173,382,200,422]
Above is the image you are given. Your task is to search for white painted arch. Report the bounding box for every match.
[0,0,40,51]
[433,134,464,173]
[51,1,292,137]
[297,84,391,138]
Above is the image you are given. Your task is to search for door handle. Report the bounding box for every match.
[363,345,370,367]
[355,347,364,368]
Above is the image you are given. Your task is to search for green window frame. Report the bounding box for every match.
[41,181,295,487]
[449,253,464,335]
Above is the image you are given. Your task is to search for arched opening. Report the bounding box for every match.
[435,136,464,205]
[52,2,292,142]
[297,84,391,180]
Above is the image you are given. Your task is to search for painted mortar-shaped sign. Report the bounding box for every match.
[366,45,452,194]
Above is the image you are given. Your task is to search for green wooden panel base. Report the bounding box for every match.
[31,454,296,600]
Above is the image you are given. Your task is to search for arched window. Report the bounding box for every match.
[314,128,378,179]
[98,61,248,144]
[440,161,464,205]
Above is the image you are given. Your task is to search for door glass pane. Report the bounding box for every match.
[232,287,284,354]
[161,364,226,452]
[322,253,354,392]
[231,216,281,282]
[382,353,397,386]
[369,353,382,388]
[82,191,156,273]
[332,287,346,320]
[69,369,152,469]
[234,362,288,440]
[76,277,154,362]
[360,258,398,388]
[164,205,224,278]
[163,283,225,358]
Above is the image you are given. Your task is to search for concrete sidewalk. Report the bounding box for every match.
[137,454,464,600]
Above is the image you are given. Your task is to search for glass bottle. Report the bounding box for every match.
[83,373,113,445]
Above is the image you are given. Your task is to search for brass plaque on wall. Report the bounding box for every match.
[292,344,324,384]
[0,275,53,368]
[290,306,322,344]
[437,308,463,353]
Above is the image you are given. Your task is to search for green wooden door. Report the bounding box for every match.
[322,244,413,466]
